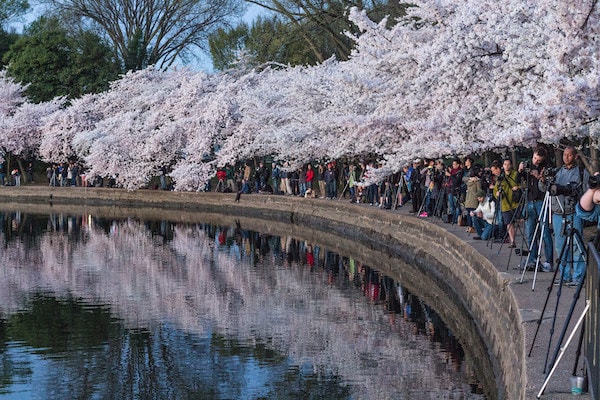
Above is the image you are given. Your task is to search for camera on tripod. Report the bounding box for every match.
[543,167,559,179]
[549,181,582,197]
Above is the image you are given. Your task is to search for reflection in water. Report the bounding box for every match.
[0,211,486,399]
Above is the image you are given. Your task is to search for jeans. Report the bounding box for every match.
[423,189,433,213]
[525,200,553,264]
[326,181,337,198]
[552,213,585,282]
[472,216,493,240]
[447,193,459,223]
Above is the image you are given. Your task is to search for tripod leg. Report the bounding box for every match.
[528,261,561,357]
[337,182,349,201]
[537,301,590,398]
[572,319,585,376]
[542,233,572,372]
[547,257,587,372]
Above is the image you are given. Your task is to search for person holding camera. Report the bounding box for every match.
[517,146,554,272]
[492,159,520,247]
[444,158,464,223]
[539,146,586,286]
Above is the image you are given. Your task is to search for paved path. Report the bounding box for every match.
[382,202,592,399]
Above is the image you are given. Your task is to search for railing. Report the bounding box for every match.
[586,239,600,399]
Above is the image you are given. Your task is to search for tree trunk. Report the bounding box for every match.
[589,145,599,174]
[16,158,26,185]
[554,146,562,168]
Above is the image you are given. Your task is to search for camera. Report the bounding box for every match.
[543,167,559,179]
[522,161,530,172]
[589,175,600,189]
[549,181,582,197]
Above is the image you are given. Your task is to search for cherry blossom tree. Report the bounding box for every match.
[19,1,600,190]
[0,70,26,118]
[76,68,211,189]
[0,99,63,159]
[39,93,104,163]
[341,1,600,170]
[0,71,63,175]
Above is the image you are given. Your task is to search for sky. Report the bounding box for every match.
[6,1,268,73]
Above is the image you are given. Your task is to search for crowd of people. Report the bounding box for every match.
[3,145,597,288]
[215,145,596,288]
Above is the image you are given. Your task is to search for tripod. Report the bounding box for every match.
[486,187,503,249]
[499,187,527,269]
[432,186,445,219]
[337,181,349,200]
[417,182,435,216]
[519,191,552,289]
[537,300,590,398]
[394,173,408,209]
[429,178,447,220]
[527,214,587,369]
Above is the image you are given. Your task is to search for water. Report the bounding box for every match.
[0,210,487,399]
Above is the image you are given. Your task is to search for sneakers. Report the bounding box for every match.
[419,211,428,217]
[566,280,581,287]
[472,236,482,240]
[554,278,571,286]
[541,262,553,273]
[515,261,535,272]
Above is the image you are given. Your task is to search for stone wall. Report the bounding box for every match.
[0,187,526,399]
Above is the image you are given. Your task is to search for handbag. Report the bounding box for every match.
[512,188,522,203]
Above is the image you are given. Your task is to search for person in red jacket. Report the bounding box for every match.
[215,169,226,192]
[305,164,314,190]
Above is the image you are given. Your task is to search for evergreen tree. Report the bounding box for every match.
[2,16,119,103]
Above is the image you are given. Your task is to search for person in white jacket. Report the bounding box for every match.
[470,190,495,240]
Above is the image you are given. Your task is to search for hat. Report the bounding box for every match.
[476,190,486,197]
[413,158,421,164]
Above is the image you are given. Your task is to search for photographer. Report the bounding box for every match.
[539,146,587,286]
[517,146,553,272]
[444,158,464,223]
[463,165,482,232]
[419,159,437,217]
[492,159,520,248]
[409,159,423,213]
[577,172,600,227]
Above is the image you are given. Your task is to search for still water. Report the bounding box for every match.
[0,210,486,399]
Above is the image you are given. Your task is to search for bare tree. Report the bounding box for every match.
[242,0,409,63]
[51,0,245,70]
[0,0,30,28]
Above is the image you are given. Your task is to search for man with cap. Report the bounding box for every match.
[470,190,495,240]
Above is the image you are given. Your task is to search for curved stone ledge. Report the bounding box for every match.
[0,187,525,399]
